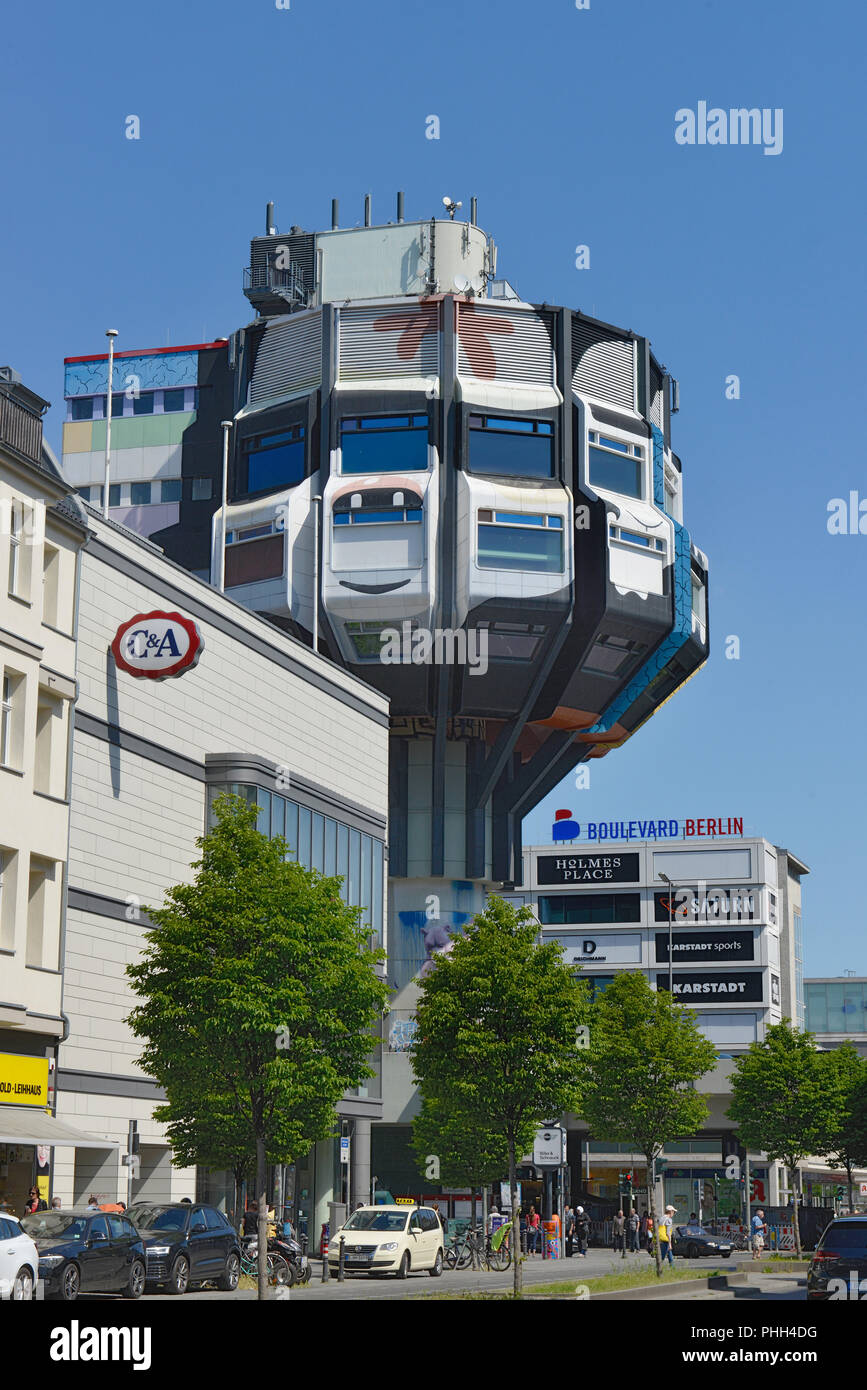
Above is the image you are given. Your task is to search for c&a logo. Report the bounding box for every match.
[111,611,203,681]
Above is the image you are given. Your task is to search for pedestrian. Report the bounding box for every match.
[242,1199,258,1238]
[574,1205,589,1257]
[686,1210,702,1233]
[627,1208,640,1252]
[564,1205,575,1257]
[527,1204,541,1255]
[118,1201,126,1212]
[658,1205,676,1265]
[85,1194,100,1212]
[643,1211,654,1252]
[612,1208,626,1253]
[50,1197,62,1210]
[23,1186,47,1216]
[750,1209,767,1261]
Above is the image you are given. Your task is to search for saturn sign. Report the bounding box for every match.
[111,611,203,680]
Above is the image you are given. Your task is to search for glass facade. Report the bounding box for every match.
[539,893,641,924]
[209,783,385,944]
[468,415,554,479]
[794,910,804,1027]
[805,980,867,1034]
[340,415,429,474]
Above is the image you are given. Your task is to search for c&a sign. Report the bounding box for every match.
[111,611,203,681]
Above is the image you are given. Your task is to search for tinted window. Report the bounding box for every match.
[204,1207,227,1231]
[133,1208,187,1232]
[420,1209,438,1231]
[122,1220,138,1240]
[163,389,187,412]
[344,1211,408,1233]
[71,398,94,421]
[340,416,428,475]
[191,1207,209,1230]
[539,893,641,925]
[22,1213,86,1240]
[819,1222,867,1251]
[89,1216,110,1240]
[107,1215,129,1240]
[589,445,643,498]
[0,1218,11,1238]
[469,415,554,479]
[133,393,154,415]
[243,425,306,494]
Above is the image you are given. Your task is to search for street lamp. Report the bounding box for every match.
[658,871,684,995]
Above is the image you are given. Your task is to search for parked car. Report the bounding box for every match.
[327,1204,444,1278]
[0,1213,39,1301]
[670,1225,733,1259]
[127,1202,240,1294]
[21,1209,146,1301]
[807,1217,867,1300]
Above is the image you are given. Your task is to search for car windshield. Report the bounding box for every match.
[344,1211,408,1233]
[132,1208,188,1232]
[21,1213,88,1240]
[819,1222,867,1251]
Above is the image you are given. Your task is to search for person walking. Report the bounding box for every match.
[574,1205,589,1257]
[612,1209,626,1253]
[642,1211,654,1252]
[627,1208,640,1252]
[751,1209,767,1261]
[23,1186,47,1216]
[564,1205,575,1257]
[242,1199,259,1238]
[527,1204,541,1255]
[659,1205,676,1265]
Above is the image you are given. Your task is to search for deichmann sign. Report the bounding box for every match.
[554,933,642,965]
[654,931,755,964]
[656,971,764,1002]
[0,1053,50,1107]
[111,611,204,680]
[537,853,639,884]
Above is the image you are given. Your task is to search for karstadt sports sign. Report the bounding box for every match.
[111,611,204,680]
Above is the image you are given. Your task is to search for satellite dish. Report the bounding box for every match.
[454,274,470,292]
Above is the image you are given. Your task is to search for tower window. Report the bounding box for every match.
[340,415,429,475]
[468,414,554,479]
[476,511,564,573]
[241,423,306,495]
[588,431,645,499]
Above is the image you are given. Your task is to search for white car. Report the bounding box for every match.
[0,1213,39,1301]
[328,1205,444,1278]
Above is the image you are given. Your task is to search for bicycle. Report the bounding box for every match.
[239,1238,291,1285]
[445,1225,512,1272]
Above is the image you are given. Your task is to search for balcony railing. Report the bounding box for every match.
[0,391,43,465]
[243,261,310,307]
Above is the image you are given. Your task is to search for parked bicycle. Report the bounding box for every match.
[445,1224,511,1272]
[239,1237,291,1285]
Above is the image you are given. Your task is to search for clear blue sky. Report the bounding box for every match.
[2,1,865,973]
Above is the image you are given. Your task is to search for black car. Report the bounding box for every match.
[127,1203,240,1294]
[807,1216,867,1300]
[21,1210,147,1302]
[670,1225,733,1259]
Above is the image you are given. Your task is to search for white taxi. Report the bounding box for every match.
[328,1204,444,1278]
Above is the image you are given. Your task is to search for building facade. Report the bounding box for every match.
[0,366,112,1215]
[806,977,867,1057]
[53,504,390,1240]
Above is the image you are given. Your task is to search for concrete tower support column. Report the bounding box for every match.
[352,1117,372,1207]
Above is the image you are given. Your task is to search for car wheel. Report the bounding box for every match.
[686,1243,699,1260]
[721,1251,732,1259]
[122,1260,146,1300]
[12,1267,34,1301]
[166,1254,190,1295]
[429,1249,443,1278]
[396,1251,410,1280]
[59,1263,80,1302]
[216,1251,240,1292]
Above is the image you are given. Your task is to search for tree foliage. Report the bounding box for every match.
[576,972,718,1275]
[727,1021,840,1257]
[819,1044,867,1212]
[410,895,589,1293]
[126,793,388,1292]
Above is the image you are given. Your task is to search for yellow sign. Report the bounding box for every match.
[0,1053,49,1107]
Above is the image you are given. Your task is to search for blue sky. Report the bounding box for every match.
[2,0,865,972]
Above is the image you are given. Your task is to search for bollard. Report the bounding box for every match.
[338,1234,346,1282]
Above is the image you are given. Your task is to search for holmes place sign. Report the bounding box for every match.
[537,853,640,885]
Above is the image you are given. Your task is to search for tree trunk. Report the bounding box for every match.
[509,1136,522,1297]
[647,1152,662,1278]
[256,1133,268,1300]
[471,1189,478,1269]
[846,1159,854,1215]
[789,1164,802,1260]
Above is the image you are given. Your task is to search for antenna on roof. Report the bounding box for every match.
[266,201,276,235]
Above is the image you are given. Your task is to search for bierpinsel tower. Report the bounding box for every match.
[211,193,709,1007]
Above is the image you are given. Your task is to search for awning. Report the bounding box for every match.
[0,1107,120,1149]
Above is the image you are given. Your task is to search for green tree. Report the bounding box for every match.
[411,896,588,1295]
[127,793,388,1297]
[577,972,717,1277]
[728,1021,840,1258]
[412,1095,508,1249]
[820,1044,867,1213]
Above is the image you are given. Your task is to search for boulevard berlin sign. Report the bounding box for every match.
[551,809,745,842]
